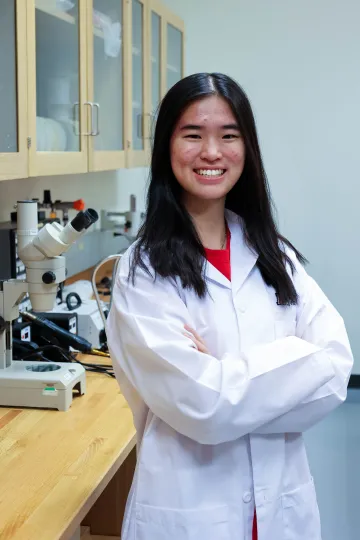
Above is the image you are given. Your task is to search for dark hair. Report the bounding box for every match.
[131,72,306,305]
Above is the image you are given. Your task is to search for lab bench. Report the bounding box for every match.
[0,354,136,540]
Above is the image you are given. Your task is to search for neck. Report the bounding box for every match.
[184,195,226,249]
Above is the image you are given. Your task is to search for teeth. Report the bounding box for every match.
[196,169,225,177]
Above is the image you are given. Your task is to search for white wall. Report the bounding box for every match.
[163,0,360,373]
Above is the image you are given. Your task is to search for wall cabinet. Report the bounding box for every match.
[0,0,184,181]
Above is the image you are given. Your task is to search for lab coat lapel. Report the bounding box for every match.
[204,211,258,294]
[205,260,231,289]
[227,212,258,295]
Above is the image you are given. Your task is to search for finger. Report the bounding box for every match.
[183,332,204,351]
[184,324,203,343]
[197,342,208,354]
[185,329,207,352]
[183,332,209,354]
[183,331,199,347]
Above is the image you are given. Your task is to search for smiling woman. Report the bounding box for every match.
[106,73,353,540]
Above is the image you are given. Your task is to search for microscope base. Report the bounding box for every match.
[0,361,86,411]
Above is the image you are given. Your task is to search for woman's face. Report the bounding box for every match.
[170,95,246,203]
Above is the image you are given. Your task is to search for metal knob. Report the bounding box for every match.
[42,271,56,285]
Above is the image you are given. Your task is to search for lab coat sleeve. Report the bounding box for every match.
[106,249,339,445]
[254,254,353,434]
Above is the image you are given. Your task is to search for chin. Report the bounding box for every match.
[179,175,239,203]
[191,187,230,201]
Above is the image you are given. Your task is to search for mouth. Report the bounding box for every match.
[193,169,227,183]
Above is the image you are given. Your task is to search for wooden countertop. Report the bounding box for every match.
[0,355,136,540]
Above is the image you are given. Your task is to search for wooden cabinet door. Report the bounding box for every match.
[86,0,127,172]
[0,0,28,181]
[27,0,89,177]
[124,0,150,168]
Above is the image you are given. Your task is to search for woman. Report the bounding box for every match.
[106,72,353,540]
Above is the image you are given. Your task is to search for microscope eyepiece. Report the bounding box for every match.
[84,209,99,229]
[70,209,99,232]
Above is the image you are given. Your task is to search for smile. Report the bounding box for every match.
[194,169,226,178]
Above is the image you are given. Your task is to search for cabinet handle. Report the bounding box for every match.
[92,103,100,136]
[84,101,95,136]
[137,113,144,139]
[73,102,93,136]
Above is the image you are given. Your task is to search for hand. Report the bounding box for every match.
[184,324,210,354]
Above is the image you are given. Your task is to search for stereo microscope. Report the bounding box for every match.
[0,200,98,411]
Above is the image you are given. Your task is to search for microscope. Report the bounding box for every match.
[0,200,98,411]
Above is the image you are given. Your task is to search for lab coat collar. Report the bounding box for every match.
[205,210,258,294]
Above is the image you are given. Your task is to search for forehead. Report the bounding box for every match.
[177,95,237,126]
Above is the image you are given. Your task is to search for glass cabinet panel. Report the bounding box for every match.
[92,0,124,151]
[0,0,18,153]
[132,0,144,151]
[151,11,161,115]
[35,0,81,152]
[167,23,183,91]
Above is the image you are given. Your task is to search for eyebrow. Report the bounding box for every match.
[179,123,240,131]
[179,124,202,130]
[222,124,240,130]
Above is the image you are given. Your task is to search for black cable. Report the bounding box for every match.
[18,344,115,378]
[65,292,82,311]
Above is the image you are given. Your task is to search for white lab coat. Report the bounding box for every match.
[107,210,353,540]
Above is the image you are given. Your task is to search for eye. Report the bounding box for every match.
[184,134,201,139]
[223,133,240,139]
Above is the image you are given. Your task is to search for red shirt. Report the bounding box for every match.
[204,227,258,540]
[204,227,231,281]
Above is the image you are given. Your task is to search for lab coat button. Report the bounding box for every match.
[243,491,252,503]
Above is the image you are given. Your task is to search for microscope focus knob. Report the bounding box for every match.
[42,271,56,285]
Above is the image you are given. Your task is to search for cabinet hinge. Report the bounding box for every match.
[127,140,131,149]
[27,137,32,149]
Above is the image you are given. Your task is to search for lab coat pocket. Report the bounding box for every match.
[135,503,233,540]
[282,479,321,540]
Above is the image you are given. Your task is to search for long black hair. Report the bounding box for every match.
[131,72,306,305]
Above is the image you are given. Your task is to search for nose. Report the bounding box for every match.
[200,137,222,161]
